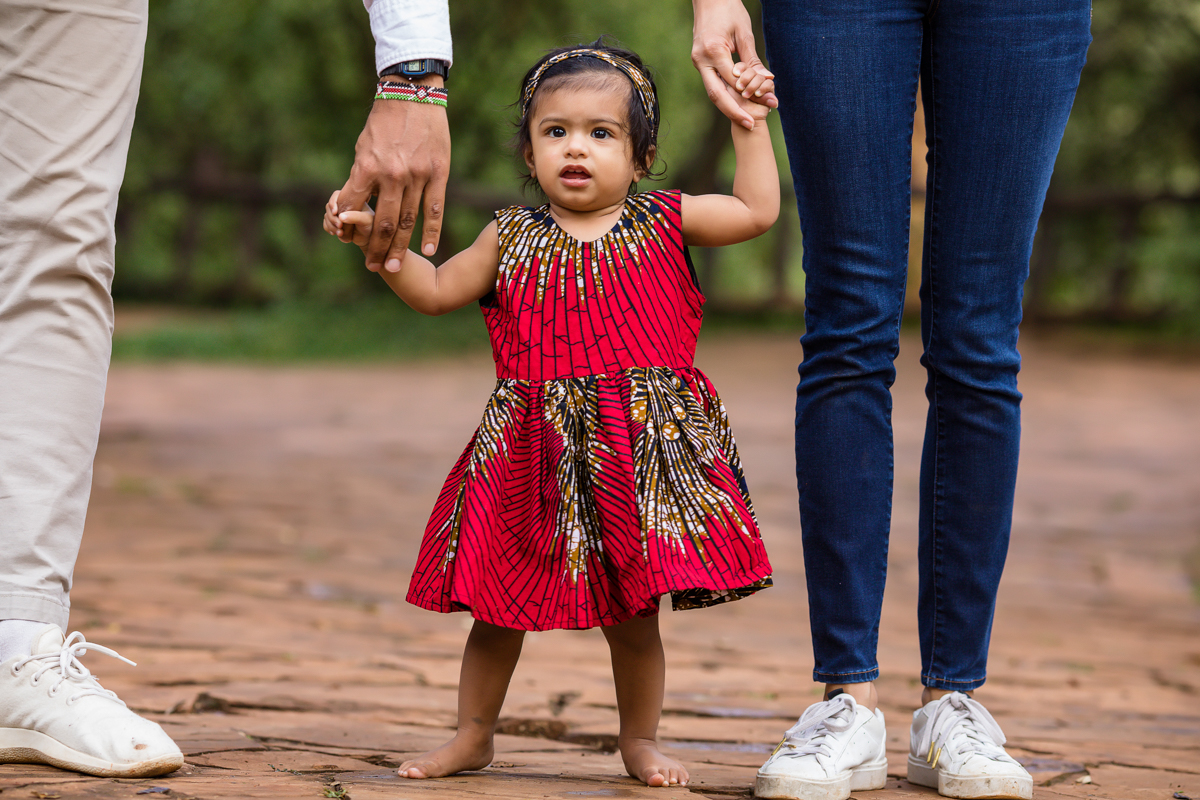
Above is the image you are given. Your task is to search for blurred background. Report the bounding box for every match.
[111,0,1200,361]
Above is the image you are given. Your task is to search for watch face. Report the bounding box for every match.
[403,60,423,72]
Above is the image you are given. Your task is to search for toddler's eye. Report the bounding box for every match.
[592,128,612,140]
[548,126,566,138]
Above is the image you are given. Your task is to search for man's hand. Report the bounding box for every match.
[692,0,777,129]
[336,77,450,273]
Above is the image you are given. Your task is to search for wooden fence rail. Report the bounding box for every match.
[116,176,1199,320]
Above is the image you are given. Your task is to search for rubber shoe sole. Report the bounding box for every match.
[0,727,184,778]
[755,754,887,800]
[907,755,1032,800]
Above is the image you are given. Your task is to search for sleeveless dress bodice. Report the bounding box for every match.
[483,190,702,380]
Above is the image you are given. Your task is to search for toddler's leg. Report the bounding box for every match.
[601,615,688,787]
[399,620,525,779]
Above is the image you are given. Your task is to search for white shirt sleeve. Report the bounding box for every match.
[362,0,453,75]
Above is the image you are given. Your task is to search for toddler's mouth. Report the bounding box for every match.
[559,165,591,186]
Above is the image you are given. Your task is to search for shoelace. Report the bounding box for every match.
[11,631,135,706]
[771,694,857,763]
[917,693,1009,768]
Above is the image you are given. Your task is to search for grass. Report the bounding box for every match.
[112,298,1200,365]
[112,297,489,363]
[111,298,815,364]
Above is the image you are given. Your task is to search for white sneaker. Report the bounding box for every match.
[907,692,1032,799]
[0,626,184,777]
[754,693,888,800]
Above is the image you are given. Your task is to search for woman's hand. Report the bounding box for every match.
[692,0,777,129]
[323,190,376,252]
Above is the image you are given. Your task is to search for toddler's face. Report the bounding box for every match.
[524,79,642,214]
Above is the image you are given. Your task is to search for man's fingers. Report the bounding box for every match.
[383,192,421,272]
[420,176,447,258]
[365,189,402,271]
[335,179,371,217]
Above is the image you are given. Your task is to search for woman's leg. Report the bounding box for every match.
[916,0,1091,690]
[601,614,688,787]
[900,5,1090,798]
[398,619,525,778]
[763,0,925,691]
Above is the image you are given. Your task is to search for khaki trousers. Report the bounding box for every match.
[0,0,147,629]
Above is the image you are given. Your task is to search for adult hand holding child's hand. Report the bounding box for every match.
[335,84,450,274]
[691,0,777,128]
[324,191,375,251]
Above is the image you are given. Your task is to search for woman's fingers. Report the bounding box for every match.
[691,0,761,128]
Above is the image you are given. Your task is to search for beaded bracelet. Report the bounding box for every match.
[375,81,448,108]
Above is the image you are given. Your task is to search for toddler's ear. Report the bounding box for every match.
[635,145,657,182]
[523,145,536,177]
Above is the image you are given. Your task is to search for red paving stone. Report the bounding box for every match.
[2,330,1197,799]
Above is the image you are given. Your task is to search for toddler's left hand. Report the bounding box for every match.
[729,62,775,124]
[323,190,375,249]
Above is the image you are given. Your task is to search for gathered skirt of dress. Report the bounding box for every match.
[406,365,773,631]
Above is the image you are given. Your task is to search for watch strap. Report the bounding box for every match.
[380,59,449,81]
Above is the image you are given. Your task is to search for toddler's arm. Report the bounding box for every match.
[681,63,780,247]
[324,191,498,316]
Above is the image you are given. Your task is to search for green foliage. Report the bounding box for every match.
[1039,0,1200,326]
[111,297,488,362]
[1058,0,1200,191]
[114,0,1200,334]
[118,0,379,303]
[130,0,373,187]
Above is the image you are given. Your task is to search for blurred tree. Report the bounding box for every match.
[1030,0,1200,327]
[118,0,781,306]
[115,0,1200,330]
[120,0,378,303]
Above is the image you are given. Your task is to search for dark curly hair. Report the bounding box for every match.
[512,37,664,195]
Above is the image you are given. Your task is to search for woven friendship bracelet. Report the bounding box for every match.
[375,81,448,107]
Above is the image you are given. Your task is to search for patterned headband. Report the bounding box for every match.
[520,49,659,136]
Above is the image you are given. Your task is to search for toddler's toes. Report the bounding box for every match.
[639,766,666,787]
[397,760,433,779]
[623,740,689,788]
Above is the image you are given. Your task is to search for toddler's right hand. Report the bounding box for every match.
[323,190,375,249]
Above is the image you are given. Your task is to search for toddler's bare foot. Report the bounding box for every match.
[398,734,494,779]
[620,736,689,787]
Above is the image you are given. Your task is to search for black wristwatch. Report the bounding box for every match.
[380,59,450,82]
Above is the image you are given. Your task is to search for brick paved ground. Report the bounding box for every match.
[2,331,1197,800]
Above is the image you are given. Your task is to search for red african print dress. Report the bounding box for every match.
[406,189,772,631]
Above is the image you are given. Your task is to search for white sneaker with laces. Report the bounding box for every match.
[907,692,1032,799]
[0,625,184,777]
[754,693,888,800]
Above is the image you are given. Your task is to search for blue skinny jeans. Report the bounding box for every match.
[761,0,1091,690]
